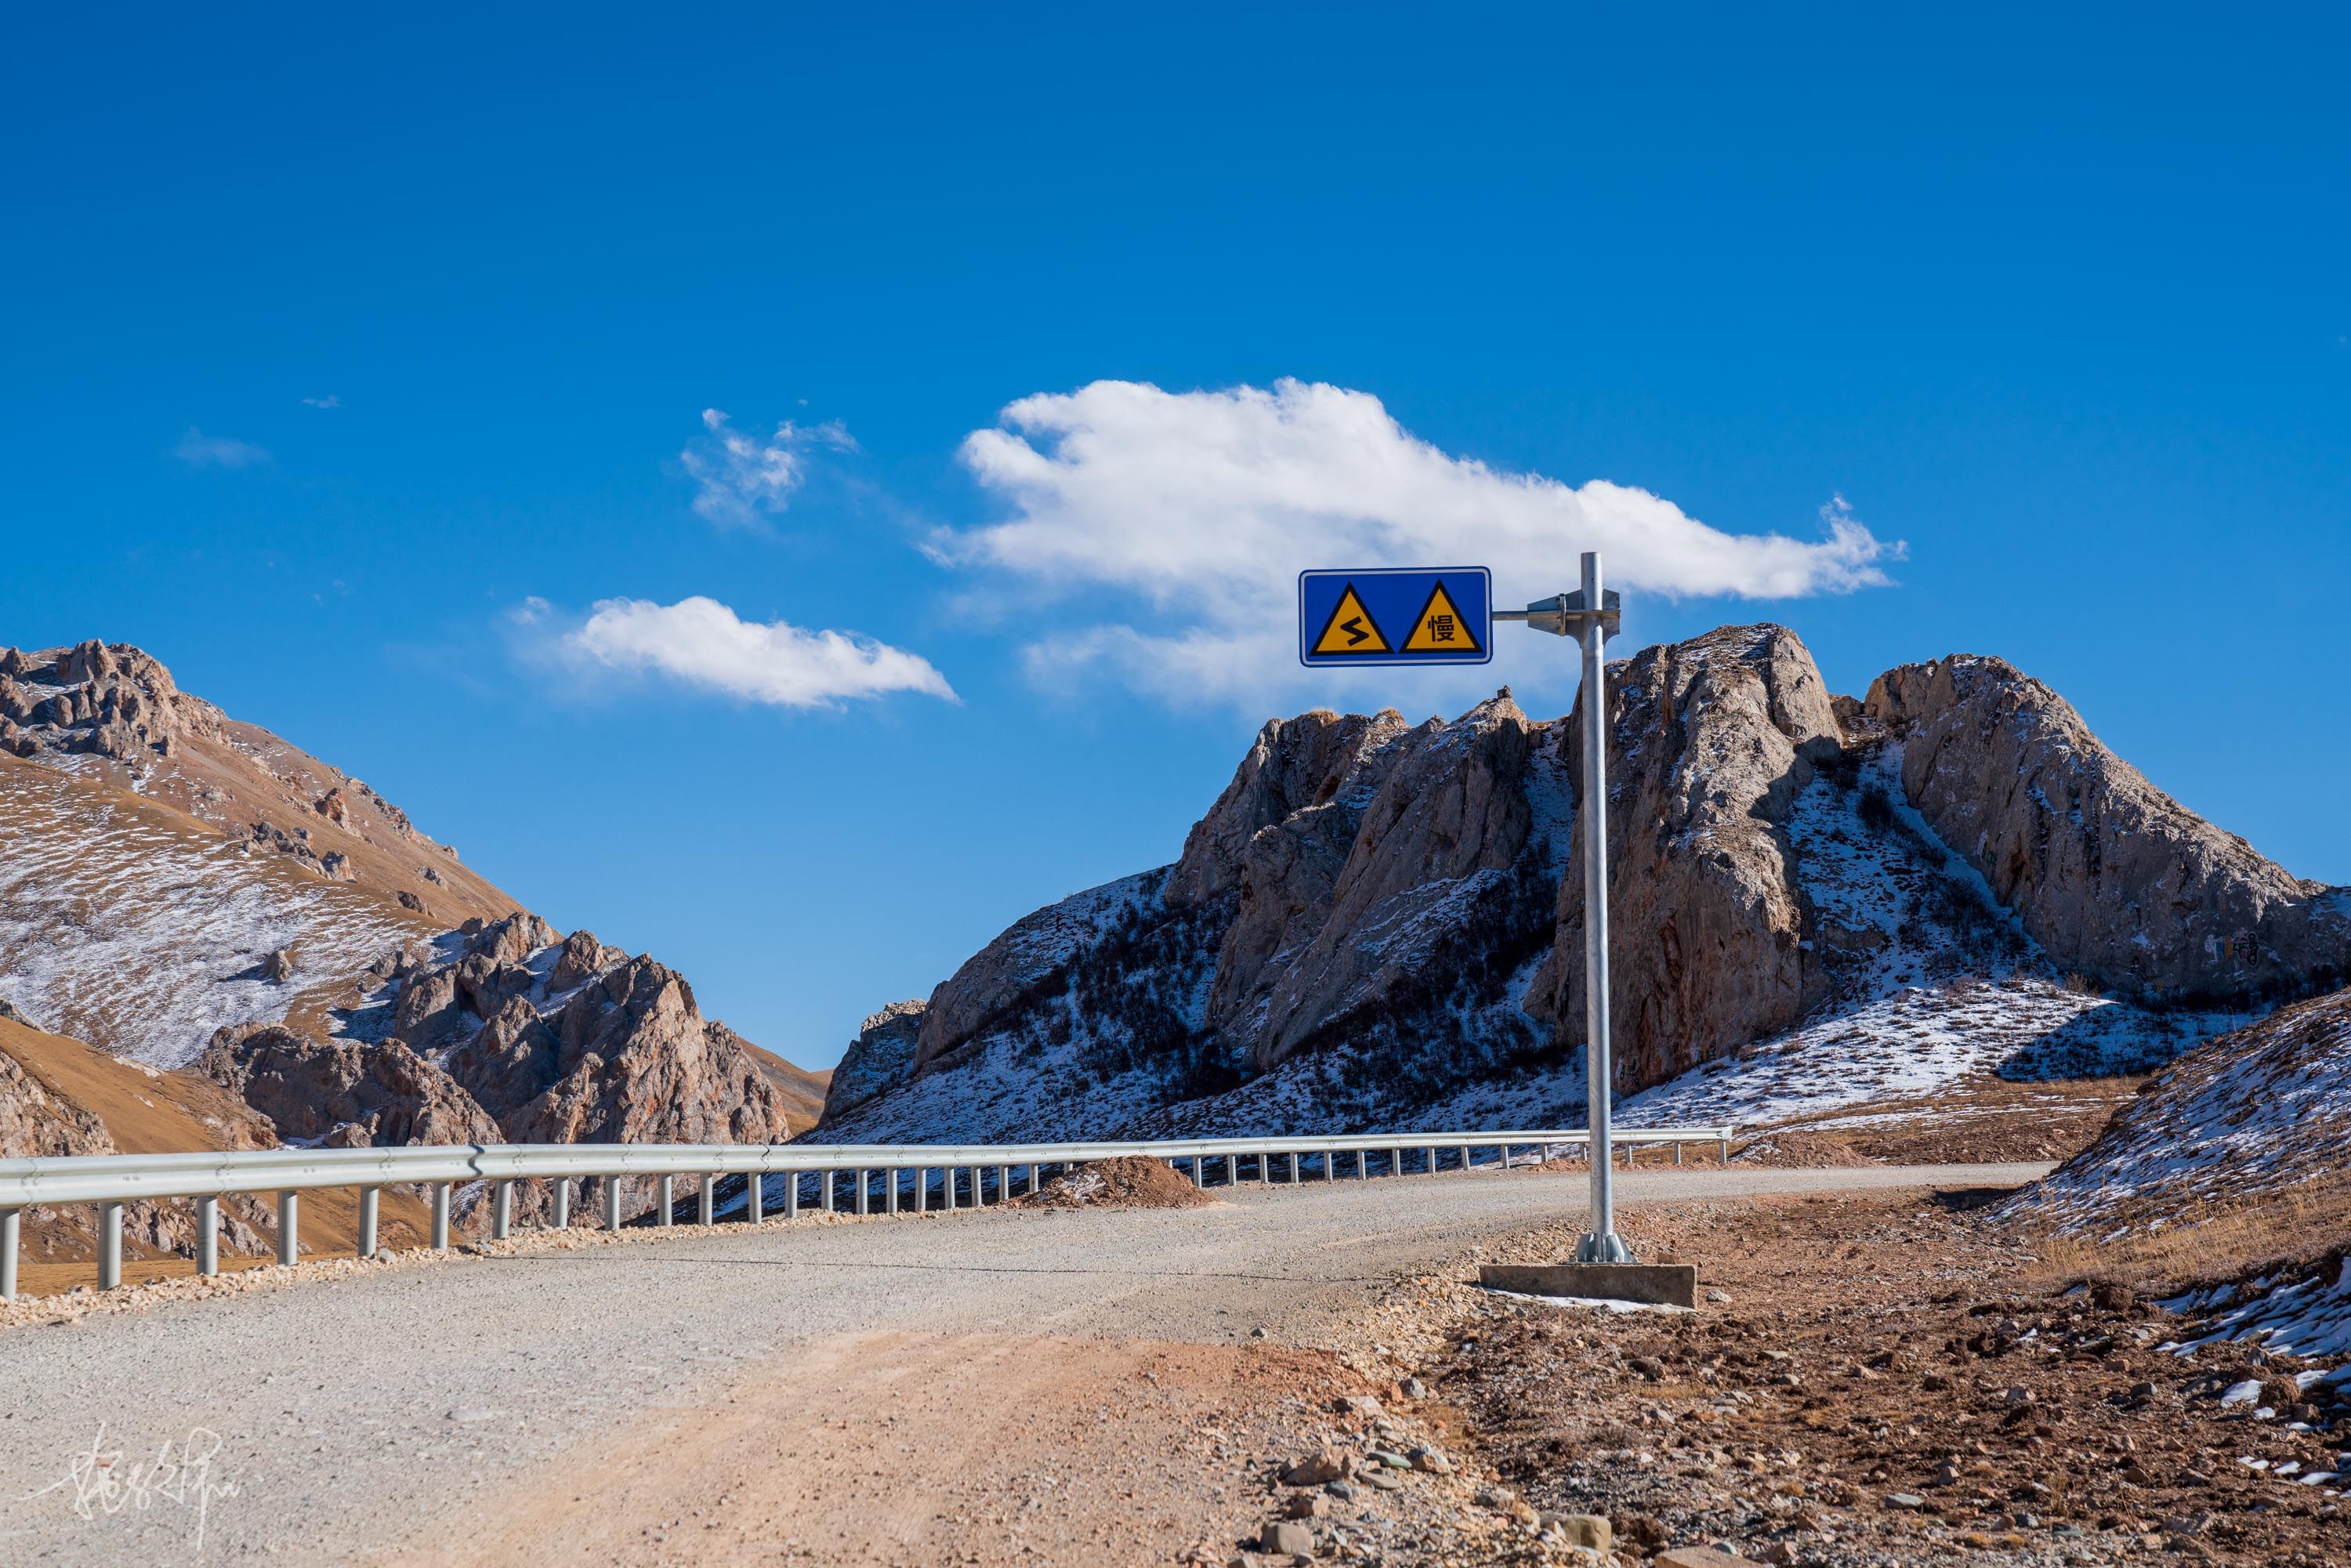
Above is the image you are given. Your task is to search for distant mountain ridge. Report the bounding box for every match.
[817,623,2350,1144]
[0,639,825,1252]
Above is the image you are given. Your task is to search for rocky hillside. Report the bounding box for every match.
[817,624,2350,1144]
[0,639,521,1063]
[1998,986,2351,1366]
[197,911,805,1225]
[2009,985,2351,1234]
[0,1007,435,1276]
[1,640,824,1240]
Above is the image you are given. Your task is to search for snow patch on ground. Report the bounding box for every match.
[0,762,418,1065]
[2164,1258,2351,1364]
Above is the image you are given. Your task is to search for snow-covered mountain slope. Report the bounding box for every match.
[0,753,433,1066]
[2005,986,2351,1234]
[821,624,2349,1145]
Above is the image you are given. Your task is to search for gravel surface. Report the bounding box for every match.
[0,1162,2048,1564]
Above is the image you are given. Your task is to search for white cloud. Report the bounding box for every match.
[934,378,1901,705]
[551,595,955,710]
[302,394,341,409]
[681,407,857,527]
[172,428,270,469]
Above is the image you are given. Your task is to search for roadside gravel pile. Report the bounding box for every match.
[1012,1155,1219,1210]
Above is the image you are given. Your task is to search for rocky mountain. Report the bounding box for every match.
[197,911,806,1225]
[0,640,825,1244]
[817,623,2350,1144]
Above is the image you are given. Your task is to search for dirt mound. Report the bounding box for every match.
[1730,1130,1877,1168]
[1010,1156,1217,1210]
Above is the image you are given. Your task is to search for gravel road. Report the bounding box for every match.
[0,1161,2049,1564]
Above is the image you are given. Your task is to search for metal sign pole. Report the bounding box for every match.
[1305,552,1696,1305]
[1494,549,1633,1266]
[1571,552,1629,1264]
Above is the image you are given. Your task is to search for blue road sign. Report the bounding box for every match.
[1298,567,1492,668]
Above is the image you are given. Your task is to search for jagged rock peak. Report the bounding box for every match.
[1244,686,1559,1070]
[1864,652,2348,1001]
[202,1023,505,1148]
[820,1000,927,1126]
[461,910,562,965]
[1165,707,1411,911]
[0,639,224,762]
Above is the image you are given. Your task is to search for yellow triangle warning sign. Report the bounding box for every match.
[1310,584,1392,656]
[1401,579,1483,654]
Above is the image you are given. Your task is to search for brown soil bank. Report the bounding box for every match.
[1433,1190,2346,1566]
[1012,1155,1219,1210]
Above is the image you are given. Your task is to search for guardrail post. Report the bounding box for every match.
[785,1172,800,1220]
[0,1208,16,1301]
[433,1182,451,1248]
[1284,1151,1298,1184]
[821,1170,836,1213]
[853,1170,869,1217]
[359,1186,380,1258]
[1673,1141,1683,1167]
[698,1174,715,1226]
[603,1178,622,1231]
[99,1200,123,1289]
[658,1175,676,1226]
[277,1191,299,1266]
[1223,1154,1237,1186]
[494,1179,513,1240]
[197,1194,219,1276]
[884,1169,898,1215]
[996,1164,1009,1204]
[945,1168,959,1211]
[746,1174,763,1224]
[912,1168,926,1213]
[553,1178,571,1229]
[1719,1136,1730,1165]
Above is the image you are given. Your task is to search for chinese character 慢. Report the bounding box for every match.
[1428,614,1455,643]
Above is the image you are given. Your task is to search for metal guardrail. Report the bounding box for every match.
[0,1124,1733,1300]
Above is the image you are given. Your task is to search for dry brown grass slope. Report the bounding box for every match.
[740,1040,831,1133]
[0,1012,434,1296]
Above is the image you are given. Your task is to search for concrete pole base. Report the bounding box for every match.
[1478,1262,1697,1308]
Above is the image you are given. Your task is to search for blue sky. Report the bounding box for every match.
[5,5,2346,1067]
